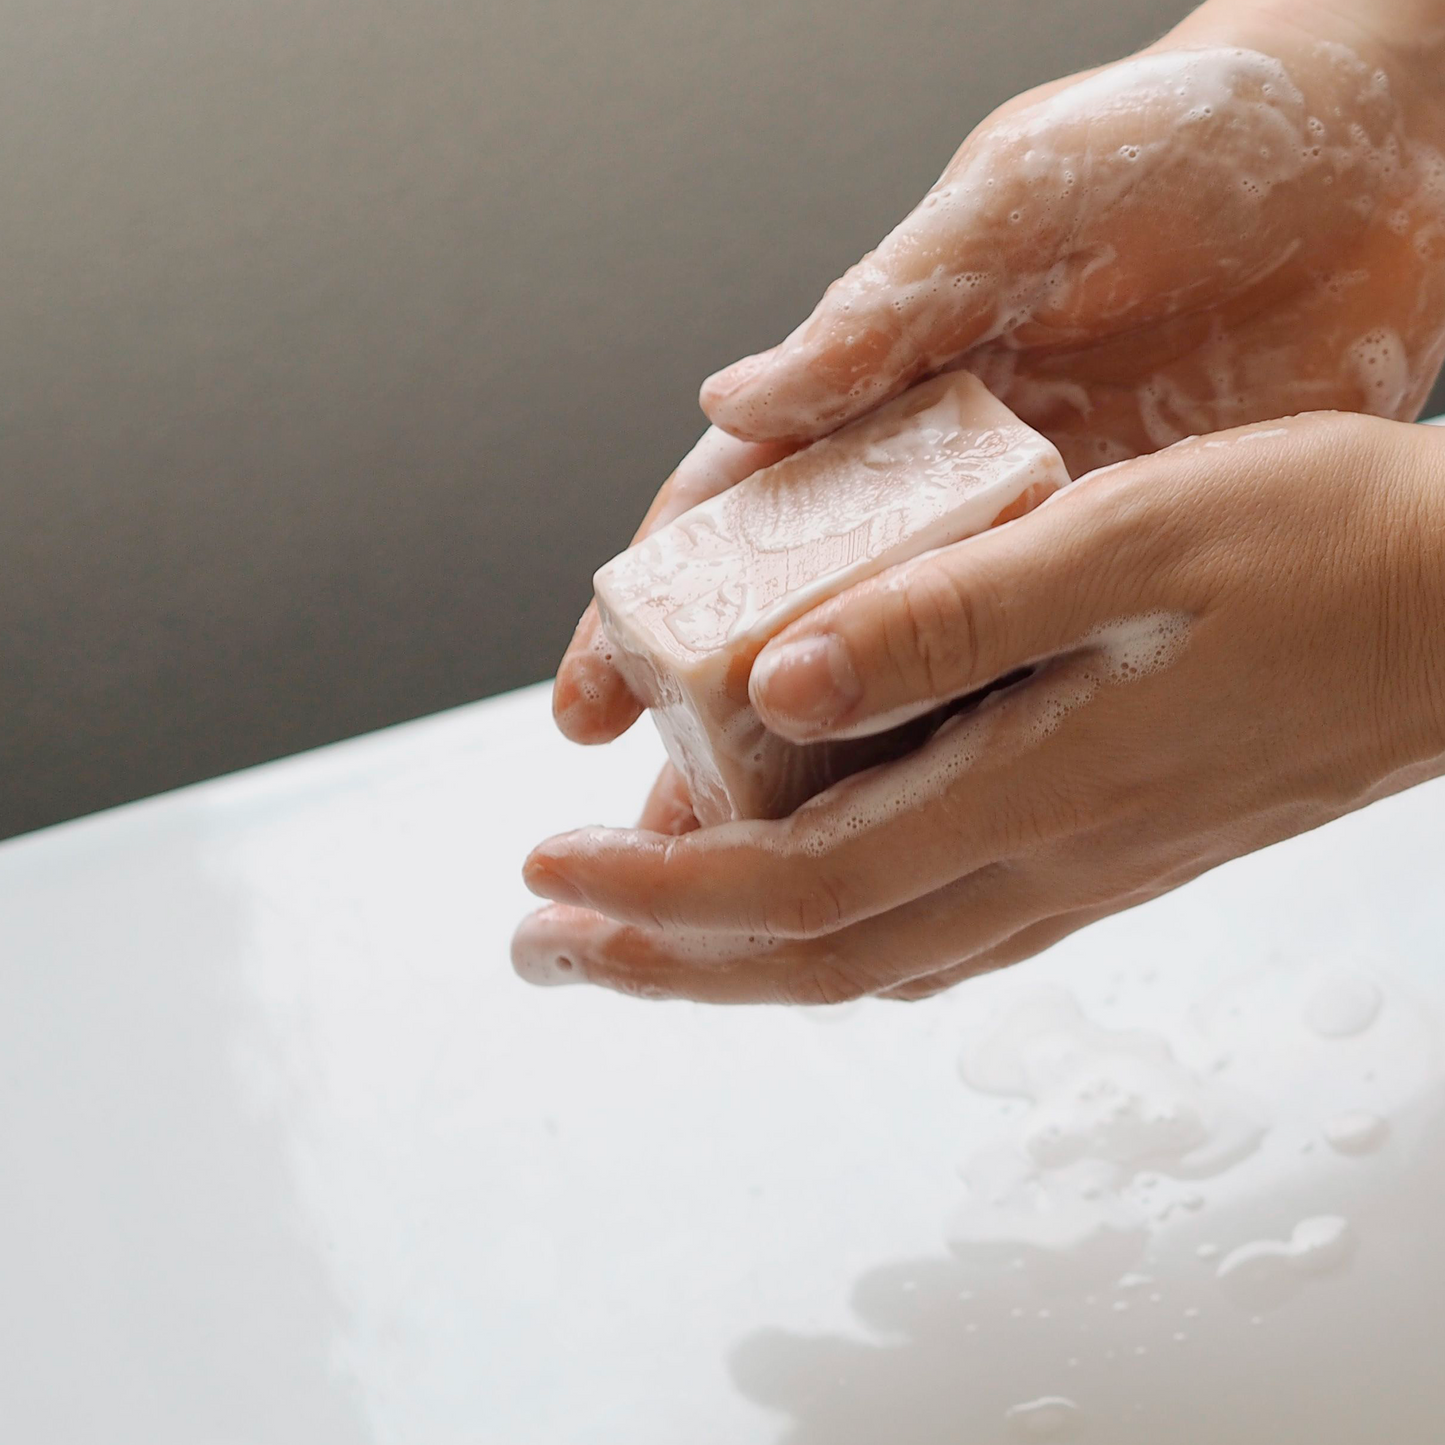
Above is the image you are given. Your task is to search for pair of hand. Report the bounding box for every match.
[516,1,1445,1002]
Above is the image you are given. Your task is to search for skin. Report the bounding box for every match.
[519,0,1445,1002]
[551,0,1445,747]
[517,415,1445,1003]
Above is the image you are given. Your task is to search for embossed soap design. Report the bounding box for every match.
[594,371,1070,823]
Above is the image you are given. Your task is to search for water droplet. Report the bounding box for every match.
[1304,973,1382,1038]
[1325,1110,1389,1156]
[1196,1243,1220,1261]
[1216,1216,1354,1310]
[1006,1396,1084,1441]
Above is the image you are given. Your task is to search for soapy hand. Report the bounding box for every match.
[553,1,1445,745]
[700,16,1445,456]
[515,414,1445,1002]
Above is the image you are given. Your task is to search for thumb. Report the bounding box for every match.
[748,463,1154,742]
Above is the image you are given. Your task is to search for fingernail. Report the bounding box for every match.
[522,855,584,906]
[751,634,861,727]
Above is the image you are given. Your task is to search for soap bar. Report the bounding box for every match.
[593,370,1070,824]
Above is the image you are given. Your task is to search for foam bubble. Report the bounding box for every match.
[1346,328,1409,416]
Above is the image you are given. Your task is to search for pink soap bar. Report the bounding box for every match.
[594,371,1069,824]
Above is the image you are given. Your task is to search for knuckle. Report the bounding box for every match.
[787,957,873,1007]
[633,837,690,931]
[759,869,854,939]
[886,559,998,700]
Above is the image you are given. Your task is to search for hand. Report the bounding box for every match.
[700,7,1445,454]
[514,413,1445,1003]
[553,0,1445,744]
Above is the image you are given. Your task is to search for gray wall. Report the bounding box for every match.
[7,0,1414,839]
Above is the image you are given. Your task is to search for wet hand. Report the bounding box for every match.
[554,3,1445,746]
[515,414,1445,1003]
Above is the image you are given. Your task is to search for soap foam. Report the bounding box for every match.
[946,989,1263,1289]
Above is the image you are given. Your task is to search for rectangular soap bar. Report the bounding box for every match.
[593,370,1070,824]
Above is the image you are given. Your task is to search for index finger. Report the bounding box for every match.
[552,427,796,743]
[694,72,1103,446]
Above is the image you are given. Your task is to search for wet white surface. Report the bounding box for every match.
[2,680,1442,1443]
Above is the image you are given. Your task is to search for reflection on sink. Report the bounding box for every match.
[731,964,1444,1443]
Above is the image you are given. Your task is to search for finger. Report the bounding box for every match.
[698,197,1011,446]
[636,763,699,836]
[749,456,1181,742]
[551,603,644,744]
[699,43,1332,448]
[512,863,1035,1004]
[552,427,796,743]
[694,69,1106,446]
[525,644,1155,938]
[877,906,1110,1000]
